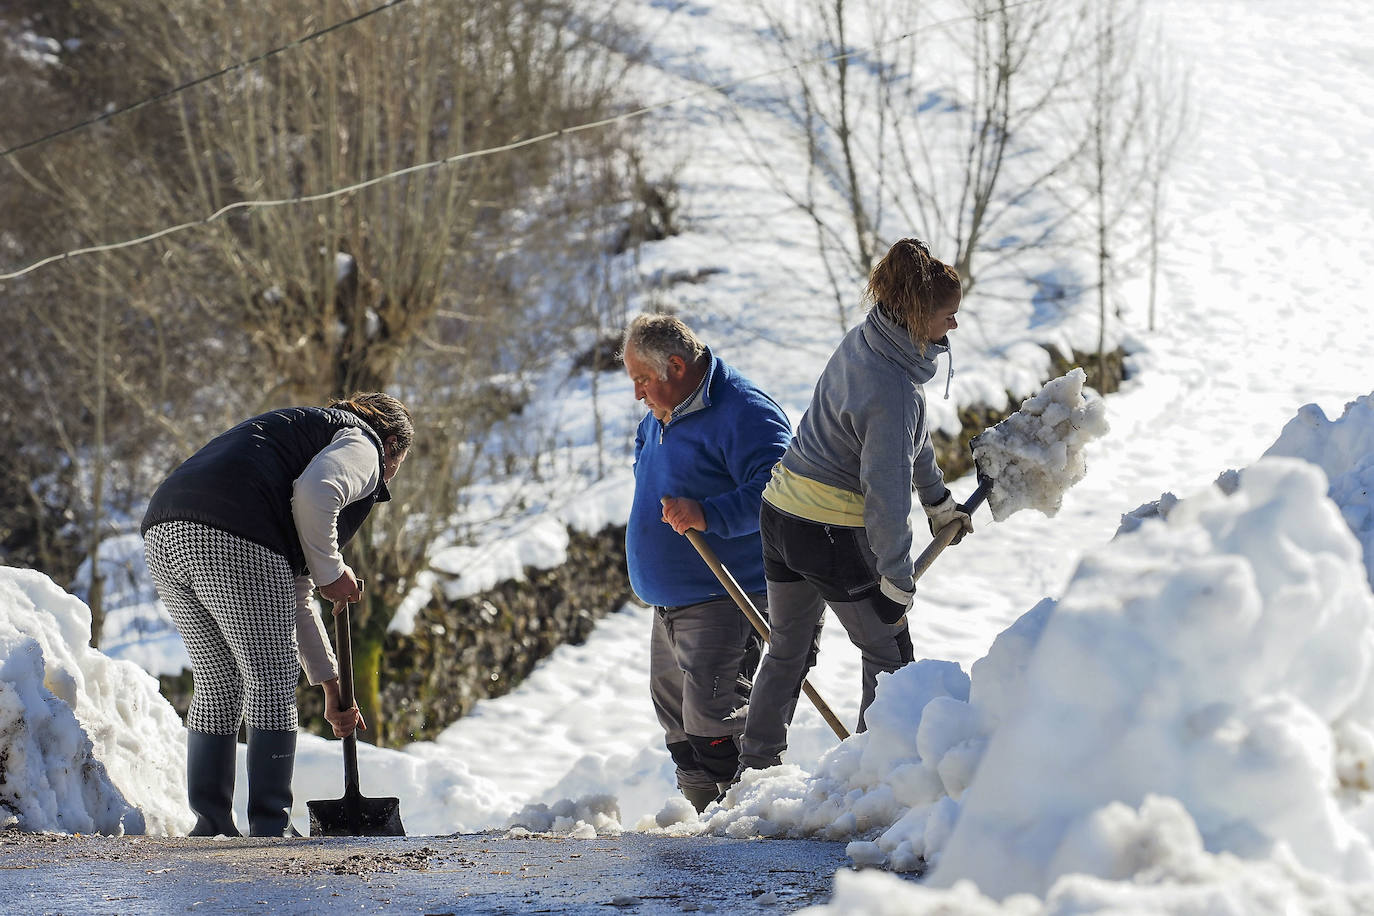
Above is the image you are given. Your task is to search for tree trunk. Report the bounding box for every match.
[1148,178,1161,331]
[349,621,387,747]
[88,282,108,648]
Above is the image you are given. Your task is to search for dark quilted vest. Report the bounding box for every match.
[141,407,390,575]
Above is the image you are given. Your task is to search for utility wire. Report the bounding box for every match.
[0,0,1039,283]
[0,0,412,160]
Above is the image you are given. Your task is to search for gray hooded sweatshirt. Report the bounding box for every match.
[779,306,949,592]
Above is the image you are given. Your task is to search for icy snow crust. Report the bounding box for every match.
[971,368,1111,522]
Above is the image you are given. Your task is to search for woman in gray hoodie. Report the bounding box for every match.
[738,238,973,773]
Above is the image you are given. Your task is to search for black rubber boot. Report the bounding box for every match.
[246,727,297,837]
[686,733,741,787]
[185,729,241,837]
[679,783,721,814]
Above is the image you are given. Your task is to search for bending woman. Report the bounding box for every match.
[739,238,973,772]
[141,393,412,836]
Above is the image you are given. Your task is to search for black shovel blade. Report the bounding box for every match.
[307,791,405,837]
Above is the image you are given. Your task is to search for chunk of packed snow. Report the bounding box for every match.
[505,793,623,837]
[653,794,699,828]
[972,368,1110,521]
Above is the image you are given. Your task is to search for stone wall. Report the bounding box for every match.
[369,526,634,744]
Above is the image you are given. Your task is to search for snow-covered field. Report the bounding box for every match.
[6,0,1374,911]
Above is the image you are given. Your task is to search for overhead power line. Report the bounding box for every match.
[0,0,1039,283]
[0,0,413,160]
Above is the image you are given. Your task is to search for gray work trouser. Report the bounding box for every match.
[739,504,914,769]
[650,595,764,793]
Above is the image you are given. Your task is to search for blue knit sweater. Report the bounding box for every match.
[627,351,792,608]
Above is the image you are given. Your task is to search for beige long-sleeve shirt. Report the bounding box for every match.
[290,427,382,685]
[293,575,337,685]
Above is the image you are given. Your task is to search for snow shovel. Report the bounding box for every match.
[913,365,1110,582]
[912,468,994,585]
[679,526,851,741]
[307,599,405,837]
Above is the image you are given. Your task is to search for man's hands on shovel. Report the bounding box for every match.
[661,496,706,534]
[323,598,367,739]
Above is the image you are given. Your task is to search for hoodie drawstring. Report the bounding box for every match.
[944,346,954,400]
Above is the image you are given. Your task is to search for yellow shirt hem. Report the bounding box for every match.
[762,464,865,527]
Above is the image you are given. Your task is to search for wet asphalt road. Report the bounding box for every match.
[2,829,866,914]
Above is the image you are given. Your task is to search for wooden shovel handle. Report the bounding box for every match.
[912,476,994,583]
[332,600,361,795]
[682,529,851,741]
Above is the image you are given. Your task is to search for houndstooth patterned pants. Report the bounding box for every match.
[144,521,301,734]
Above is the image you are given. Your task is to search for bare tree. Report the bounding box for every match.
[1,2,263,595]
[734,0,1094,311]
[1140,34,1191,332]
[901,0,1092,291]
[1072,0,1189,384]
[743,0,1187,386]
[727,0,889,328]
[1087,0,1143,389]
[5,0,647,740]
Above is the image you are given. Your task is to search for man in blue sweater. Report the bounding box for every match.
[622,314,793,812]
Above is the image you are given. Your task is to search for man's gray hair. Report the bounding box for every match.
[621,314,706,379]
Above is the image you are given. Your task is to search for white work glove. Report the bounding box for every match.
[924,491,974,545]
[874,577,914,625]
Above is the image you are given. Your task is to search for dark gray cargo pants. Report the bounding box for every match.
[650,595,764,795]
[739,502,914,769]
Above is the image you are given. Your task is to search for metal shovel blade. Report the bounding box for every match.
[306,600,405,837]
[307,783,404,837]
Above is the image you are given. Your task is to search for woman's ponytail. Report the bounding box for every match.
[864,238,961,350]
[328,392,414,452]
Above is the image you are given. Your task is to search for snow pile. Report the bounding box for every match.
[705,413,1374,912]
[0,566,192,835]
[972,368,1110,521]
[1118,394,1374,595]
[697,610,1047,865]
[428,516,572,604]
[927,456,1374,898]
[807,837,1374,916]
[1264,394,1374,589]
